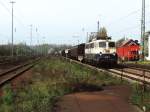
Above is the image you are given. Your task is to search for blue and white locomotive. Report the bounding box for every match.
[84,39,118,66]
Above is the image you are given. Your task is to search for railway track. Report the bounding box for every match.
[65,58,150,86]
[102,67,150,85]
[0,59,39,86]
[120,63,150,71]
[107,68,150,85]
[118,63,150,73]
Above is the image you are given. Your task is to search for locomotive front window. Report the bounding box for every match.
[85,44,89,49]
[99,42,106,48]
[85,44,90,49]
[90,43,94,48]
[109,42,115,47]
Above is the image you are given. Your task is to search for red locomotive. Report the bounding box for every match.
[117,39,140,61]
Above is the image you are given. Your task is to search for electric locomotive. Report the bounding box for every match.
[84,39,118,66]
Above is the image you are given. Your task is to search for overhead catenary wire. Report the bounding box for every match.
[107,4,150,38]
[0,0,44,45]
[112,18,150,38]
[110,25,150,39]
[0,0,12,14]
[106,5,150,29]
[0,0,28,30]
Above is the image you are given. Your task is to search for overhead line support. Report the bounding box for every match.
[10,1,15,57]
[141,0,145,61]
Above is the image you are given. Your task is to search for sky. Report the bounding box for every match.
[0,0,150,45]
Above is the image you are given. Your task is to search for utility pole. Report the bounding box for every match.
[30,24,33,47]
[141,0,145,61]
[10,1,15,57]
[86,32,89,42]
[36,27,39,56]
[30,24,33,56]
[97,21,100,40]
[43,36,46,56]
[97,21,100,32]
[24,42,27,56]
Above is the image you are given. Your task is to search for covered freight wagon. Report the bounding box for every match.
[70,43,85,61]
[117,39,140,61]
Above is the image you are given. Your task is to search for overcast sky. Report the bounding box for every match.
[0,0,150,45]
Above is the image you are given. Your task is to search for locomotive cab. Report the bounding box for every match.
[98,41,117,65]
[85,40,118,66]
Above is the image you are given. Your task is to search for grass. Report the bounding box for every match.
[137,61,150,65]
[125,60,150,65]
[131,83,150,112]
[0,84,14,112]
[0,57,128,112]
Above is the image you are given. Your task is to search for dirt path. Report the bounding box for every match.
[55,85,140,112]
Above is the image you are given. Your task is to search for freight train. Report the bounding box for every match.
[62,37,142,65]
[62,39,118,67]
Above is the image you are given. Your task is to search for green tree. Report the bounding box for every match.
[97,27,108,40]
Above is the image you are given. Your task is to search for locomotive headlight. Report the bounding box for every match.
[100,52,102,56]
[113,52,116,56]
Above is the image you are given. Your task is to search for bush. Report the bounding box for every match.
[131,83,150,111]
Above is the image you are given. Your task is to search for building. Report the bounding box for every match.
[117,39,140,61]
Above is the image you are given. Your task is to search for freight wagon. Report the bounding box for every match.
[69,43,85,61]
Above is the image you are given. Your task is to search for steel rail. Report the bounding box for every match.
[107,69,150,85]
[114,68,150,79]
[119,63,150,72]
[0,59,39,86]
